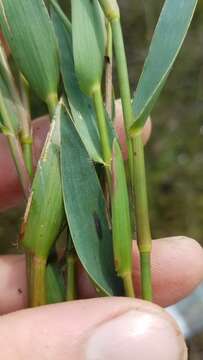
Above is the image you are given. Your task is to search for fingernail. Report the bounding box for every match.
[85,309,187,360]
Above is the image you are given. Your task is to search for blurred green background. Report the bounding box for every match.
[0,0,203,358]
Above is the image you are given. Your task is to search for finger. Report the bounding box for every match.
[133,236,203,306]
[0,255,27,314]
[114,99,152,159]
[0,298,186,360]
[0,236,202,314]
[0,116,50,211]
[78,237,203,307]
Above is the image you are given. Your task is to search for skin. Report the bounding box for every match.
[0,104,202,359]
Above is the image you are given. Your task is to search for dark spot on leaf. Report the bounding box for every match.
[93,211,103,240]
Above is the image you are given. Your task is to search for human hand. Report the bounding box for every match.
[0,103,202,359]
[0,238,202,359]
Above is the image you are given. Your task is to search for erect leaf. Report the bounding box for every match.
[61,106,123,296]
[0,0,59,105]
[112,138,132,278]
[71,0,106,96]
[51,5,103,163]
[130,0,198,134]
[21,103,65,259]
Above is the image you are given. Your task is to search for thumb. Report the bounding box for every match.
[0,298,187,360]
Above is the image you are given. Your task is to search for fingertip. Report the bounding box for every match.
[85,300,187,360]
[142,116,152,145]
[0,298,187,360]
[133,237,203,307]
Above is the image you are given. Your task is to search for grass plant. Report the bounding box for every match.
[0,0,198,306]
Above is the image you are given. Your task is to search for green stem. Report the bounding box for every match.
[92,86,112,191]
[30,255,46,307]
[133,135,151,250]
[22,142,33,178]
[109,13,153,301]
[140,252,152,301]
[93,85,111,165]
[66,236,77,301]
[19,74,33,178]
[66,254,77,301]
[123,272,135,298]
[111,18,134,181]
[105,22,113,117]
[133,134,152,300]
[111,19,132,130]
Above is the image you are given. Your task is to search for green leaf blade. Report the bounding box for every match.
[0,0,60,104]
[51,7,103,163]
[131,0,198,134]
[71,0,106,96]
[22,104,65,258]
[61,107,123,296]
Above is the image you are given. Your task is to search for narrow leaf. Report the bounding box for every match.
[21,103,65,258]
[51,6,103,163]
[0,0,59,105]
[130,0,198,134]
[112,138,132,277]
[71,0,106,96]
[61,107,123,296]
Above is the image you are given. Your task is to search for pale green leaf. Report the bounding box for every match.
[51,6,103,163]
[22,103,65,258]
[71,0,106,96]
[0,0,59,104]
[130,0,198,134]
